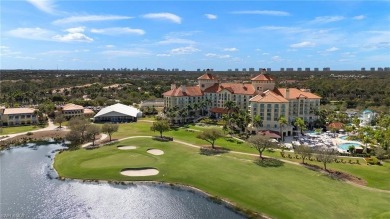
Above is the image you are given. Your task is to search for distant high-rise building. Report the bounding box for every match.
[266,68,271,72]
[361,67,365,71]
[197,69,201,72]
[286,68,294,71]
[384,67,390,71]
[314,68,319,72]
[305,68,310,72]
[370,67,375,71]
[235,68,239,71]
[242,68,247,71]
[227,69,232,71]
[297,68,302,71]
[378,67,384,71]
[323,67,331,71]
[280,68,285,71]
[249,68,255,72]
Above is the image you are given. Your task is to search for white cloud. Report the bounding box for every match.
[205,53,230,59]
[223,47,238,52]
[66,26,86,33]
[142,13,181,24]
[158,37,195,45]
[232,10,290,16]
[249,26,310,34]
[102,50,150,56]
[156,54,171,57]
[290,41,316,48]
[326,47,339,52]
[310,16,344,24]
[53,32,93,42]
[53,15,132,25]
[105,45,115,48]
[353,15,366,20]
[53,27,93,42]
[7,27,55,40]
[170,46,200,55]
[26,0,56,14]
[205,14,217,19]
[272,56,282,62]
[262,53,270,55]
[91,27,145,35]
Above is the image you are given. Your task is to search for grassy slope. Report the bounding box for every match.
[111,122,390,190]
[0,125,40,135]
[55,137,390,219]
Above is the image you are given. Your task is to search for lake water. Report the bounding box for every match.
[0,143,244,219]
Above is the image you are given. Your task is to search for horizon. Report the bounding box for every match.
[1,1,389,70]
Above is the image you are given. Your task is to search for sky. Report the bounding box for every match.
[1,0,389,71]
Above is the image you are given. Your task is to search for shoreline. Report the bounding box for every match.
[49,147,267,219]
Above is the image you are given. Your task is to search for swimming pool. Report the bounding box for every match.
[339,136,349,140]
[338,142,361,151]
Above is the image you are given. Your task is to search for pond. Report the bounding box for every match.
[0,143,244,219]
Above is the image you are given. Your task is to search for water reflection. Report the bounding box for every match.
[0,144,244,219]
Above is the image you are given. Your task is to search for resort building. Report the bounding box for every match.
[163,70,321,136]
[0,107,37,126]
[59,103,95,119]
[93,103,142,123]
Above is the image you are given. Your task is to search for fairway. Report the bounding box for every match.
[55,137,390,219]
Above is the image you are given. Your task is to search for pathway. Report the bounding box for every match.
[0,119,61,141]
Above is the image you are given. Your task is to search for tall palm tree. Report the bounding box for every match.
[294,117,306,136]
[224,100,236,117]
[278,115,288,142]
[252,115,263,130]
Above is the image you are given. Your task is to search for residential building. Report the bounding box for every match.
[59,103,94,119]
[94,103,142,123]
[163,70,321,136]
[0,107,37,126]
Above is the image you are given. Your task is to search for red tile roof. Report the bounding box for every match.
[197,73,217,80]
[3,108,36,115]
[204,83,256,95]
[163,86,203,97]
[274,88,321,99]
[83,109,95,114]
[210,107,230,114]
[251,73,274,81]
[258,130,281,138]
[62,103,84,111]
[249,90,289,103]
[327,122,344,130]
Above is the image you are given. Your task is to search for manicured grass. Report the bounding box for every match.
[111,122,390,190]
[0,125,41,135]
[55,138,390,219]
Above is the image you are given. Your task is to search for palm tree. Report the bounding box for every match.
[224,100,236,117]
[362,136,371,154]
[178,108,188,124]
[294,117,306,136]
[278,116,288,142]
[252,115,262,130]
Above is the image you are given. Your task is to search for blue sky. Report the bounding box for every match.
[1,1,389,70]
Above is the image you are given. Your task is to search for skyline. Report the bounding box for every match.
[1,1,389,70]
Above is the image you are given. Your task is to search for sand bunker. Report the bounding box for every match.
[147,149,164,155]
[120,168,159,176]
[117,146,137,150]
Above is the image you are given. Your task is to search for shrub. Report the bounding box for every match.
[26,132,33,136]
[254,158,284,167]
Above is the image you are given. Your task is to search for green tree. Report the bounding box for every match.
[85,124,101,146]
[247,135,277,160]
[294,117,306,136]
[278,116,288,142]
[316,148,337,171]
[54,112,65,128]
[294,144,313,164]
[197,128,224,149]
[150,119,170,138]
[101,123,119,141]
[252,115,263,129]
[68,117,90,142]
